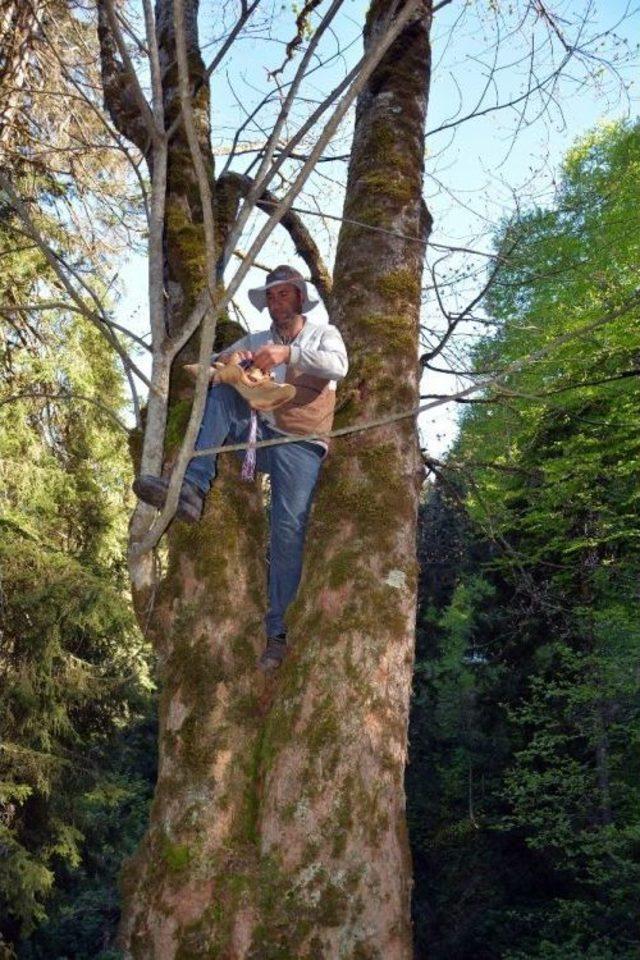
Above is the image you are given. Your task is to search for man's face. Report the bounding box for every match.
[266,282,302,325]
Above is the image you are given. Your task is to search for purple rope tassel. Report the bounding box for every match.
[241,408,258,481]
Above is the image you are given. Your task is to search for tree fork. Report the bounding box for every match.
[116,0,432,956]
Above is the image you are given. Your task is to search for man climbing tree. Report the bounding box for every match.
[133,264,348,671]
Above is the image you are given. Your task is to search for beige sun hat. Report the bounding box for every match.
[248,264,319,312]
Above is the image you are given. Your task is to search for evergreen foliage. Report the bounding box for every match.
[0,195,156,959]
[409,121,640,959]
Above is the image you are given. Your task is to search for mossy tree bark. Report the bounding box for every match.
[255,3,432,956]
[99,1,432,956]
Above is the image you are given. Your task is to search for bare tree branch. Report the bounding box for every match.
[0,301,151,351]
[169,0,421,360]
[129,0,223,557]
[166,0,263,142]
[216,170,333,306]
[224,0,348,271]
[269,0,325,80]
[0,174,152,397]
[420,234,520,365]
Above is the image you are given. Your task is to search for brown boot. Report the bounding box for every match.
[257,635,288,672]
[133,475,204,524]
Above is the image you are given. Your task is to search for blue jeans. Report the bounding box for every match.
[185,383,323,638]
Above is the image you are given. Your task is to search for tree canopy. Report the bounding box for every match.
[409,119,640,960]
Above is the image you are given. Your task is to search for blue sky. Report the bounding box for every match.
[118,0,640,453]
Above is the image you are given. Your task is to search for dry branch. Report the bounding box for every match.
[217,170,333,306]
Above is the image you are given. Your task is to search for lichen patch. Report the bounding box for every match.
[384,569,407,590]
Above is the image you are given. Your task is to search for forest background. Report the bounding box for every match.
[1,0,639,958]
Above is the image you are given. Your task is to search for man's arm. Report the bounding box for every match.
[289,325,349,380]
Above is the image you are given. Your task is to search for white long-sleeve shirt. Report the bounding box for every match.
[213,317,349,449]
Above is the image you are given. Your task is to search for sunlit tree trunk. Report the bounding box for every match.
[98,0,432,955]
[258,3,432,955]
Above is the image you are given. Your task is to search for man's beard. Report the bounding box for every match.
[271,307,299,329]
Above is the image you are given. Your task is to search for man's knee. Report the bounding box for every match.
[198,382,250,434]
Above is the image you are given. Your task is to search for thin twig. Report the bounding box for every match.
[0,301,151,351]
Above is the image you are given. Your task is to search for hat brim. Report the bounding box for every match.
[248,278,319,313]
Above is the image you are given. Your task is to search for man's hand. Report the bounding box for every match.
[253,344,291,372]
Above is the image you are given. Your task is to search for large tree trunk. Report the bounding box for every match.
[258,3,432,955]
[112,1,432,956]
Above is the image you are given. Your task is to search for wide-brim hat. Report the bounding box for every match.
[248,264,319,312]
